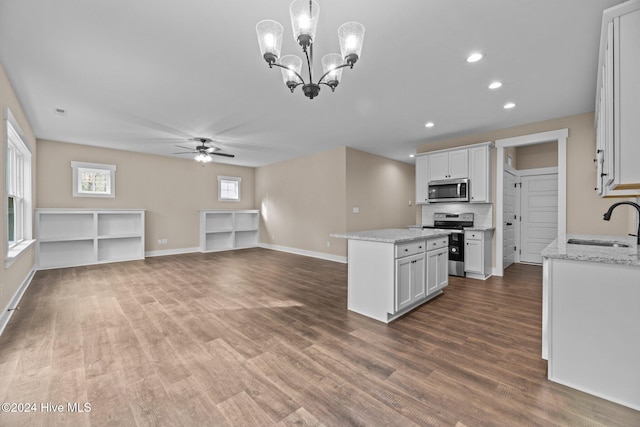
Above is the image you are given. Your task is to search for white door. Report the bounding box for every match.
[520,174,558,264]
[503,169,517,268]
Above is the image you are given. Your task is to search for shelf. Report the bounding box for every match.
[98,237,143,262]
[36,209,145,269]
[200,210,259,252]
[39,239,95,269]
[38,212,94,240]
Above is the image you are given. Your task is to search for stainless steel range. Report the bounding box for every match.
[422,213,474,277]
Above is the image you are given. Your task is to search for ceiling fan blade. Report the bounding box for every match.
[173,151,195,155]
[211,152,235,158]
[175,144,195,151]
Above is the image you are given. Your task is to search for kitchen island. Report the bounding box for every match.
[541,234,640,410]
[331,228,451,323]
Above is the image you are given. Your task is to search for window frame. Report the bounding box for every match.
[71,161,116,198]
[218,176,241,202]
[5,107,33,263]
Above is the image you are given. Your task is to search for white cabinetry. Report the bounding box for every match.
[595,0,640,196]
[395,240,426,312]
[345,234,449,323]
[427,149,469,181]
[426,246,448,294]
[415,155,429,204]
[464,229,493,280]
[469,144,493,203]
[200,210,259,252]
[36,209,145,269]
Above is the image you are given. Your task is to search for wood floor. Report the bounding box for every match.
[1,248,638,426]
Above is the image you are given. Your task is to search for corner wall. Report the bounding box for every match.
[0,64,37,323]
[36,139,255,254]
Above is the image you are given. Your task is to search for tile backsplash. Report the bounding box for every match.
[421,203,493,228]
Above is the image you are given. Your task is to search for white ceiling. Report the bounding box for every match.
[0,0,625,167]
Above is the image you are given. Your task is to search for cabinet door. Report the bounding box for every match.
[415,156,429,204]
[427,152,450,181]
[395,257,413,312]
[448,149,469,179]
[436,248,448,290]
[465,239,483,273]
[426,250,439,294]
[469,146,489,202]
[412,255,426,300]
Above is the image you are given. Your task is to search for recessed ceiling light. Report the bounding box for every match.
[424,122,434,128]
[409,154,415,158]
[466,52,483,63]
[489,81,502,89]
[504,102,516,109]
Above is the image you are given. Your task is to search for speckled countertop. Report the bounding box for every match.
[542,234,640,267]
[331,228,450,244]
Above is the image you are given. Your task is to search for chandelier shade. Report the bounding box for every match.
[289,0,320,48]
[338,22,365,66]
[256,20,284,65]
[280,55,303,90]
[256,0,365,99]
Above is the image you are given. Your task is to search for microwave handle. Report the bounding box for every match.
[457,182,461,195]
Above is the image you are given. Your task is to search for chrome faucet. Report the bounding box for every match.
[603,201,640,245]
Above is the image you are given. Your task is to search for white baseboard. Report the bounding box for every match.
[0,267,36,336]
[259,243,347,264]
[145,247,200,258]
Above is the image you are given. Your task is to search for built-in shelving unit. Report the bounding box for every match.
[35,209,145,269]
[200,210,259,252]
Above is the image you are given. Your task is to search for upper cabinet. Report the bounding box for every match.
[427,149,469,181]
[416,142,492,204]
[469,144,493,203]
[595,0,640,197]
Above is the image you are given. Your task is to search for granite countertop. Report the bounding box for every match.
[331,228,451,244]
[542,234,640,267]
[408,224,495,232]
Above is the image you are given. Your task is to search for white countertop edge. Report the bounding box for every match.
[331,228,451,244]
[542,234,640,267]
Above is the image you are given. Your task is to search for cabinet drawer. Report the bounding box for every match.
[427,237,448,251]
[395,240,426,258]
[465,231,482,241]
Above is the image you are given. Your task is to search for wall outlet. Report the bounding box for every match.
[158,238,168,245]
[352,207,360,214]
[326,241,331,248]
[272,234,276,241]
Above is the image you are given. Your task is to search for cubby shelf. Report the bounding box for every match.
[200,210,260,252]
[35,209,145,269]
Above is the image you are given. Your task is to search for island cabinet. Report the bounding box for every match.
[595,0,640,197]
[337,230,450,323]
[36,209,145,269]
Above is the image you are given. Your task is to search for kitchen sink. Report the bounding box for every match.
[567,238,630,248]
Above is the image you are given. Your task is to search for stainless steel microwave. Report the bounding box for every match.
[427,178,469,203]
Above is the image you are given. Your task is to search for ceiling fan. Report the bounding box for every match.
[174,137,235,163]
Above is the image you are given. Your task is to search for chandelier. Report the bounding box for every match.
[256,0,365,99]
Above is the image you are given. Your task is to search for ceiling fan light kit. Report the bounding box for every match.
[256,0,365,99]
[173,137,235,164]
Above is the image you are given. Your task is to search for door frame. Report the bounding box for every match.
[495,129,568,276]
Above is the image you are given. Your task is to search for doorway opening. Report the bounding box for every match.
[495,129,568,276]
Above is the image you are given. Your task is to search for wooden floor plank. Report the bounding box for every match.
[0,249,637,426]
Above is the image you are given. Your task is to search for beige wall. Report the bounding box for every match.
[417,112,635,270]
[1,64,37,314]
[36,139,255,252]
[255,147,417,258]
[255,147,348,256]
[345,148,416,232]
[515,141,558,170]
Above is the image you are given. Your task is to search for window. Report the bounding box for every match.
[5,108,32,259]
[71,161,116,198]
[218,176,241,201]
